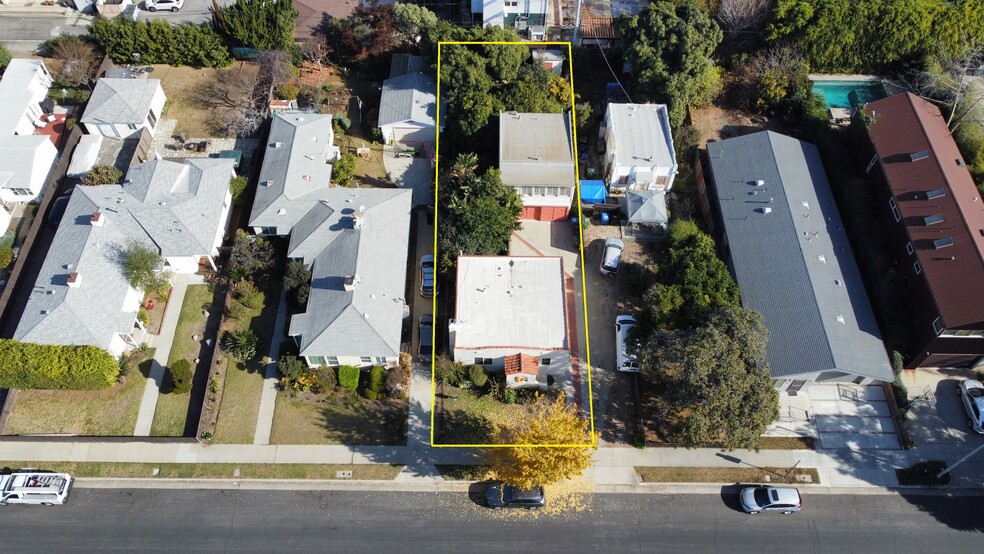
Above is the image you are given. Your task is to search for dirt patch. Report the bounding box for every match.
[688,105,789,149]
[152,64,260,138]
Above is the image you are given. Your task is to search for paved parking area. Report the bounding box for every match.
[902,368,984,446]
[382,145,433,207]
[766,384,901,450]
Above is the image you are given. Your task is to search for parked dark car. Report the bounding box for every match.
[417,314,433,364]
[486,482,545,510]
[739,486,802,515]
[47,195,71,228]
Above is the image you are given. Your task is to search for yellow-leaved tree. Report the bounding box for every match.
[491,394,596,489]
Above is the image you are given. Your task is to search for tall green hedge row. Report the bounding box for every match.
[0,339,119,390]
[91,18,231,68]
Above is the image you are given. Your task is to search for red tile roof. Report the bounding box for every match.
[504,354,539,376]
[864,92,984,328]
[580,17,618,40]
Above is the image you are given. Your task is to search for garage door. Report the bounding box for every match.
[393,126,434,146]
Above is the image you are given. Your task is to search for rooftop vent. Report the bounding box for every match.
[277,208,286,215]
[933,237,955,249]
[923,213,945,225]
[836,315,845,325]
[67,272,82,288]
[957,159,966,167]
[343,275,356,292]
[753,179,765,187]
[910,150,930,162]
[756,207,772,214]
[353,214,363,229]
[271,142,284,149]
[926,187,946,200]
[90,211,106,227]
[302,175,311,181]
[261,180,274,187]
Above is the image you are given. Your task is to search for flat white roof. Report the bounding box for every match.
[454,256,567,350]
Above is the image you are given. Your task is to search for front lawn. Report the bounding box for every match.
[434,384,531,445]
[636,466,821,484]
[0,461,403,480]
[3,350,154,436]
[270,394,408,445]
[210,360,265,444]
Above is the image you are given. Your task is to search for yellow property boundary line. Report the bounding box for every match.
[430,41,595,448]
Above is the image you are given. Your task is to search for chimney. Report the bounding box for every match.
[67,272,82,288]
[353,214,363,229]
[343,275,356,291]
[91,211,106,227]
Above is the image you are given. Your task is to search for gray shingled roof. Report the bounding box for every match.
[248,112,335,234]
[605,103,676,171]
[707,131,892,382]
[287,188,412,359]
[14,158,234,351]
[80,78,162,125]
[499,111,575,187]
[378,72,440,128]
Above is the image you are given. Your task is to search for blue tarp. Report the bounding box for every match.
[579,180,606,204]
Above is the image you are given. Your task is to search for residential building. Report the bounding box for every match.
[449,256,569,389]
[499,111,575,221]
[378,71,443,147]
[388,54,426,79]
[248,112,339,236]
[706,131,893,392]
[577,17,619,48]
[0,135,58,205]
[0,59,53,136]
[603,103,677,193]
[531,48,564,75]
[294,0,358,38]
[472,0,548,39]
[80,78,166,138]
[14,158,235,356]
[287,188,412,369]
[859,92,984,369]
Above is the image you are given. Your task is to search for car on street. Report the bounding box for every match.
[417,314,433,364]
[144,0,183,11]
[739,486,802,515]
[486,482,545,510]
[599,237,624,277]
[419,254,436,297]
[615,314,640,373]
[958,379,984,433]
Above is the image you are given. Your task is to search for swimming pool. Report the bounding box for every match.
[811,80,886,109]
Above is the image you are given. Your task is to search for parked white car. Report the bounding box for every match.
[144,0,183,11]
[599,238,624,277]
[615,314,640,373]
[958,379,984,434]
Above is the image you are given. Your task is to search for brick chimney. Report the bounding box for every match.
[67,272,82,288]
[90,211,106,227]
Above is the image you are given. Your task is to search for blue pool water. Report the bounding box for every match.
[812,80,887,109]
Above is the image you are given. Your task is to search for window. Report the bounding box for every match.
[126,123,138,130]
[906,242,914,255]
[308,356,327,365]
[375,357,387,364]
[865,154,878,174]
[540,358,551,365]
[326,356,339,366]
[932,317,944,336]
[941,329,984,337]
[913,261,922,274]
[146,110,158,128]
[889,198,901,222]
[10,188,32,196]
[360,356,372,364]
[505,0,517,5]
[476,357,492,366]
[259,227,276,235]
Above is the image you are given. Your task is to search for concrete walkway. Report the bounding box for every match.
[252,291,289,445]
[133,274,196,436]
[382,145,433,207]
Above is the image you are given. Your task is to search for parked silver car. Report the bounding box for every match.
[599,238,624,277]
[740,486,802,515]
[419,255,436,297]
[615,314,640,373]
[958,379,984,434]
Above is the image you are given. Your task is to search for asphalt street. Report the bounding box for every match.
[0,489,982,552]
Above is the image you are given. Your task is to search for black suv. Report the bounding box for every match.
[486,482,545,510]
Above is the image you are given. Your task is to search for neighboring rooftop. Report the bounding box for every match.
[606,103,676,169]
[707,130,892,382]
[0,59,50,135]
[863,92,984,329]
[389,54,426,78]
[0,135,56,193]
[287,188,412,359]
[498,111,575,186]
[378,72,440,128]
[454,256,567,350]
[80,78,161,125]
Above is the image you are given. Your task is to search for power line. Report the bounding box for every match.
[594,41,632,103]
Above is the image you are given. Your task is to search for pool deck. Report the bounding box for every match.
[809,74,882,82]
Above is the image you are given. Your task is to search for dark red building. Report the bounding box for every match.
[860,92,984,369]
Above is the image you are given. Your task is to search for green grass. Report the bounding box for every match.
[3,351,154,436]
[211,361,265,444]
[755,437,816,450]
[435,465,492,481]
[635,466,821,484]
[270,394,408,445]
[435,385,529,445]
[0,461,403,480]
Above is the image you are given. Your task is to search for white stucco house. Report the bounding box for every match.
[0,135,58,205]
[14,158,236,356]
[0,59,54,137]
[449,256,570,389]
[499,111,576,221]
[603,103,678,193]
[80,78,166,138]
[472,0,548,40]
[0,59,57,205]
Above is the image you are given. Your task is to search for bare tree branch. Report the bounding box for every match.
[718,0,772,33]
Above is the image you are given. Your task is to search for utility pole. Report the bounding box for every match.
[572,0,583,46]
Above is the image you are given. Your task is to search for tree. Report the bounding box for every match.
[229,175,249,204]
[299,37,330,73]
[284,260,312,308]
[717,0,771,32]
[227,229,275,282]
[50,35,98,88]
[637,306,778,449]
[120,240,172,294]
[221,329,261,361]
[0,43,10,71]
[393,3,438,46]
[893,45,984,131]
[617,1,724,126]
[330,2,399,61]
[333,152,357,186]
[492,395,595,489]
[210,0,298,51]
[82,165,122,186]
[0,247,13,269]
[91,18,231,68]
[167,359,194,393]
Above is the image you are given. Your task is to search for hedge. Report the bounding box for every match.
[338,365,359,390]
[168,359,193,394]
[91,18,231,68]
[0,339,118,390]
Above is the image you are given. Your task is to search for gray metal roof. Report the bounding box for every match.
[0,59,50,135]
[14,158,235,351]
[389,54,426,78]
[287,188,412,358]
[378,72,440,128]
[499,111,575,187]
[80,78,162,125]
[707,131,892,382]
[605,103,676,171]
[248,112,335,234]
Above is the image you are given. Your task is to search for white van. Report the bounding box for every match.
[0,472,74,505]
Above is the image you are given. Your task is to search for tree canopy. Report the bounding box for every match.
[492,395,595,489]
[211,0,298,52]
[617,1,723,127]
[120,240,171,295]
[638,306,778,449]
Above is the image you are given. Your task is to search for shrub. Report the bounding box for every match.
[168,359,194,394]
[0,339,118,390]
[274,83,300,100]
[235,280,265,309]
[338,364,359,390]
[332,152,357,187]
[82,165,122,186]
[64,118,76,131]
[314,364,337,391]
[673,125,702,164]
[278,355,307,381]
[284,260,312,308]
[91,18,231,67]
[0,43,10,71]
[364,389,378,400]
[435,355,466,386]
[229,175,249,204]
[226,300,250,320]
[221,329,261,361]
[469,364,488,388]
[891,350,909,411]
[137,307,150,328]
[0,247,13,269]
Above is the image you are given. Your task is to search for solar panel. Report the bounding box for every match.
[923,213,945,225]
[926,187,946,200]
[933,237,955,249]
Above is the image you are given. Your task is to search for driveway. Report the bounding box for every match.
[382,145,433,207]
[902,368,984,447]
[766,384,901,450]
